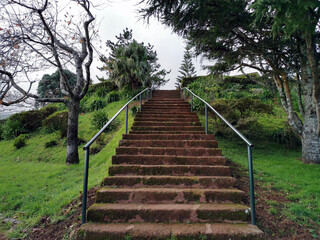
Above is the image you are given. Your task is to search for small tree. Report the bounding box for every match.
[176,46,196,88]
[100,28,170,90]
[0,0,96,164]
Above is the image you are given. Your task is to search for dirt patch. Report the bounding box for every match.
[228,159,315,240]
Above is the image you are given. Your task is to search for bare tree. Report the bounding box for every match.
[0,0,96,164]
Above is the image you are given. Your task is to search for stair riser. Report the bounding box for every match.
[131,126,204,131]
[133,118,199,122]
[118,140,218,148]
[112,155,225,165]
[129,131,205,134]
[116,147,222,156]
[87,207,250,223]
[96,190,244,204]
[136,113,197,117]
[109,166,230,176]
[104,176,237,189]
[144,104,190,107]
[142,107,191,111]
[133,122,201,127]
[122,134,215,140]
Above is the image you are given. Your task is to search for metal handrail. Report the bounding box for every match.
[183,87,256,225]
[81,87,152,224]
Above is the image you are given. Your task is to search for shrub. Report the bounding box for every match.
[2,118,24,139]
[4,105,58,137]
[271,122,301,149]
[106,91,120,103]
[95,87,109,98]
[45,140,58,148]
[130,106,139,116]
[42,111,68,138]
[91,109,119,132]
[85,96,106,112]
[88,81,118,94]
[14,134,28,149]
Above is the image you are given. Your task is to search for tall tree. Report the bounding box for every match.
[140,0,320,164]
[100,28,170,90]
[176,45,196,88]
[0,0,95,164]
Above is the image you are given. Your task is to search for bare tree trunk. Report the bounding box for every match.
[66,98,80,164]
[301,77,320,164]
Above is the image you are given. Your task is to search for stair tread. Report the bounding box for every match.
[98,187,243,193]
[89,202,250,212]
[78,222,263,240]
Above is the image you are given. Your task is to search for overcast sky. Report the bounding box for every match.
[92,0,210,89]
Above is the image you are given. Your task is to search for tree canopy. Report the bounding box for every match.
[100,28,170,90]
[140,0,320,164]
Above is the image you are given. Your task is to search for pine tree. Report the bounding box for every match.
[176,46,196,88]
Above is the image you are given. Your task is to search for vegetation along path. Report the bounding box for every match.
[77,90,263,239]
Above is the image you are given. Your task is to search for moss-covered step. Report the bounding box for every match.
[115,147,222,156]
[95,188,244,204]
[77,222,263,240]
[108,165,230,176]
[118,140,218,148]
[104,175,237,189]
[112,155,226,165]
[86,203,251,223]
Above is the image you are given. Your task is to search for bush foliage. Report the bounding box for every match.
[14,134,28,149]
[42,111,68,138]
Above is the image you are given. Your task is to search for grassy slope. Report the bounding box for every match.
[0,100,134,238]
[198,107,320,236]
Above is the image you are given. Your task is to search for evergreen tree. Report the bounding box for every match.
[37,70,76,99]
[176,46,196,88]
[100,28,170,90]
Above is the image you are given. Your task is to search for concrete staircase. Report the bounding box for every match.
[77,90,263,240]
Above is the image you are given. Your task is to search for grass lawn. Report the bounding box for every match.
[0,100,135,238]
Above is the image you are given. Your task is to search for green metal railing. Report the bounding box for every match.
[81,88,152,224]
[182,87,257,225]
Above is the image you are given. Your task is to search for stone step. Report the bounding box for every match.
[108,165,230,176]
[133,121,201,127]
[86,203,251,223]
[112,155,226,165]
[136,112,198,117]
[78,222,263,240]
[144,103,190,107]
[122,134,215,140]
[116,147,222,156]
[141,109,194,114]
[142,107,191,111]
[95,188,244,204]
[118,140,218,148]
[104,176,237,189]
[131,126,204,131]
[133,117,199,122]
[129,131,205,134]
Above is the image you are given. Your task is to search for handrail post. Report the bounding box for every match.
[147,89,149,101]
[81,148,90,225]
[184,88,186,100]
[191,94,193,112]
[205,104,208,134]
[180,88,182,98]
[150,89,152,98]
[125,105,128,134]
[140,94,142,112]
[248,145,256,225]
